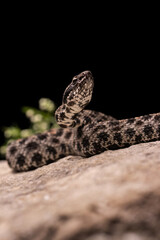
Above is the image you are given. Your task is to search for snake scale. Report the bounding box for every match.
[6,71,160,171]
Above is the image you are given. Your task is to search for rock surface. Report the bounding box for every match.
[0,141,160,240]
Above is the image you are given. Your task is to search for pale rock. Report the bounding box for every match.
[0,141,160,240]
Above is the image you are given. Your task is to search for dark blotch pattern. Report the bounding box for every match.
[127,118,135,124]
[157,125,160,138]
[32,153,42,165]
[56,128,64,137]
[68,101,75,106]
[92,125,106,134]
[77,127,83,139]
[60,112,66,120]
[66,107,70,113]
[93,142,106,153]
[9,146,17,155]
[61,143,66,152]
[70,122,76,128]
[125,128,136,138]
[46,146,57,155]
[136,120,143,125]
[52,138,59,144]
[143,125,154,137]
[84,116,92,124]
[59,124,68,128]
[154,115,160,122]
[135,134,142,143]
[26,141,38,150]
[37,133,48,140]
[114,133,122,144]
[82,136,89,146]
[17,154,25,167]
[19,138,27,144]
[109,121,119,127]
[113,126,121,131]
[97,132,109,142]
[46,159,54,164]
[108,144,119,150]
[77,142,81,152]
[65,131,72,139]
[143,115,152,121]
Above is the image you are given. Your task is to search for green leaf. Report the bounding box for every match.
[0,98,58,159]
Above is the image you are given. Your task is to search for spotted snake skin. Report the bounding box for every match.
[6,71,160,171]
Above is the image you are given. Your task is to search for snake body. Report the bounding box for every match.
[6,71,160,171]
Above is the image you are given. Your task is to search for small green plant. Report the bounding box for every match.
[0,98,58,159]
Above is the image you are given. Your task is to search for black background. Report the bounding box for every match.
[0,6,159,147]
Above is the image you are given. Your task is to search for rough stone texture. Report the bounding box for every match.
[0,141,160,240]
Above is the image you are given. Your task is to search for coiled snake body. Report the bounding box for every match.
[6,71,160,171]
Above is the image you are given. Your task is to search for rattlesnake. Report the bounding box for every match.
[6,71,160,171]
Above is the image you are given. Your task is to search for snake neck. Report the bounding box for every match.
[55,103,83,128]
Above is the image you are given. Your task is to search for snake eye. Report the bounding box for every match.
[78,76,84,81]
[72,78,77,84]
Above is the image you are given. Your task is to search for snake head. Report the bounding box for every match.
[62,70,94,110]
